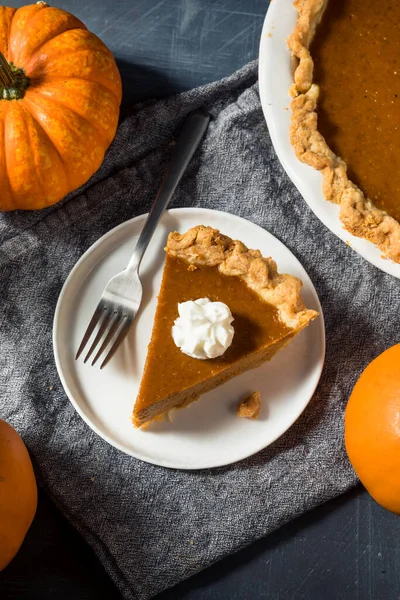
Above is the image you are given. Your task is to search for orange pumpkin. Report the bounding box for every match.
[0,419,38,570]
[0,2,122,210]
[345,344,400,515]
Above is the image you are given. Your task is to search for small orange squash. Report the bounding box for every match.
[0,419,38,571]
[0,2,122,210]
[345,344,400,515]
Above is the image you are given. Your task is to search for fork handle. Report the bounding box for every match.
[126,109,211,273]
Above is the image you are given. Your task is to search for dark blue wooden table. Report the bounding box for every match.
[1,1,400,599]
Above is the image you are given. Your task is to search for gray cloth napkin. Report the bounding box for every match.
[1,60,398,599]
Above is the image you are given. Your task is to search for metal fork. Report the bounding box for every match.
[75,110,211,369]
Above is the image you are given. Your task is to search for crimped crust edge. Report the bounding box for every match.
[166,225,318,330]
[287,0,400,263]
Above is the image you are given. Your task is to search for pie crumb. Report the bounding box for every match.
[187,264,197,272]
[236,391,261,420]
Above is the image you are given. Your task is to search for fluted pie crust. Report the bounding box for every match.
[288,0,400,263]
[166,226,316,329]
[132,226,318,428]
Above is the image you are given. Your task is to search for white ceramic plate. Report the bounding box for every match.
[53,208,325,469]
[258,0,400,279]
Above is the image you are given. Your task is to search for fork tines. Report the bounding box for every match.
[75,302,130,369]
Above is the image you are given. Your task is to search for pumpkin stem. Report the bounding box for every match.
[0,52,13,87]
[0,50,30,100]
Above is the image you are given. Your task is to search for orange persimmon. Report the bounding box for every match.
[345,344,400,515]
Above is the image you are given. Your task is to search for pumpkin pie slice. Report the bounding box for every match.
[132,226,317,428]
[288,0,400,262]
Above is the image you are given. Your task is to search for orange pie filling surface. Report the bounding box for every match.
[311,0,400,223]
[133,255,291,421]
[132,225,317,429]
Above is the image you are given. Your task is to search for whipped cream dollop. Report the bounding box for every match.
[172,298,234,359]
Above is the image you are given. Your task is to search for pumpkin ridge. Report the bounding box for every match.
[20,1,48,28]
[8,2,48,64]
[27,3,86,33]
[28,46,122,102]
[6,102,62,209]
[27,89,110,148]
[0,7,16,59]
[35,73,123,106]
[19,97,70,193]
[10,4,85,68]
[30,80,120,145]
[14,102,43,203]
[24,26,87,74]
[22,90,109,193]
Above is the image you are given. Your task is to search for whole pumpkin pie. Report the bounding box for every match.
[288,0,400,262]
[132,225,318,428]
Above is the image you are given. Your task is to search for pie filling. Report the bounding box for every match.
[134,255,292,417]
[132,225,317,428]
[311,0,400,223]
